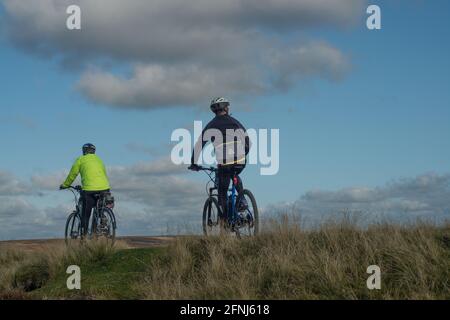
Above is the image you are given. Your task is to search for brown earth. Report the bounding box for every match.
[0,236,174,253]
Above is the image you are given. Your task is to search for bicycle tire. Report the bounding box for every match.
[92,207,116,244]
[104,208,117,243]
[65,211,82,245]
[236,189,259,237]
[202,196,222,236]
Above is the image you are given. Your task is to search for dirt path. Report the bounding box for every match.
[0,236,174,253]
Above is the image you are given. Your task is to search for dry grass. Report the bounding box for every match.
[1,218,449,300]
[0,248,29,299]
[140,217,450,300]
[0,239,128,299]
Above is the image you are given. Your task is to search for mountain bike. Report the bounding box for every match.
[63,186,117,245]
[190,166,259,238]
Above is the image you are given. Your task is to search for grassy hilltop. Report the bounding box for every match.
[1,218,449,300]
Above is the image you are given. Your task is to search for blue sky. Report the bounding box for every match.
[0,0,449,239]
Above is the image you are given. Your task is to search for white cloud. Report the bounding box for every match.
[268,42,351,89]
[0,170,31,195]
[0,200,73,240]
[77,63,266,109]
[77,42,350,109]
[0,197,35,218]
[2,158,203,239]
[31,170,69,191]
[2,0,363,109]
[3,0,364,62]
[2,168,449,239]
[265,172,450,224]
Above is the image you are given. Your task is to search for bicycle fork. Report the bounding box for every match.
[228,176,238,227]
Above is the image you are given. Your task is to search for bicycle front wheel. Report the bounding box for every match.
[202,196,223,236]
[65,211,82,245]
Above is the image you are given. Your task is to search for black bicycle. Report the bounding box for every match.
[190,166,259,238]
[63,186,117,245]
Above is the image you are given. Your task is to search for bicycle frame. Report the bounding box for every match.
[93,194,117,231]
[66,186,82,212]
[63,186,116,237]
[200,166,241,226]
[229,176,238,226]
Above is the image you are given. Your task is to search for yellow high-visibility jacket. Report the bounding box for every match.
[62,154,110,191]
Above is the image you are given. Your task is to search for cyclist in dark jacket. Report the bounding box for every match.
[189,97,251,220]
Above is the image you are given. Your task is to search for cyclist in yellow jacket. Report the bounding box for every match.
[60,143,110,236]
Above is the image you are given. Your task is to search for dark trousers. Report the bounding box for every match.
[217,164,245,219]
[81,190,109,235]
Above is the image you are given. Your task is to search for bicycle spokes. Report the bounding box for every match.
[70,229,80,239]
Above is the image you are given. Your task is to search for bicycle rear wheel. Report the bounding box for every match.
[91,208,116,245]
[235,189,259,238]
[65,211,82,245]
[202,196,223,236]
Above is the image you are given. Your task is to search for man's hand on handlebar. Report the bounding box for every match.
[60,185,82,191]
[188,164,200,171]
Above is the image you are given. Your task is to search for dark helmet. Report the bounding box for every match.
[210,97,230,114]
[82,143,96,155]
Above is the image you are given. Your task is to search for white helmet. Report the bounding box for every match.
[210,97,230,113]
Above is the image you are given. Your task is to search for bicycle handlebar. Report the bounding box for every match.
[61,185,82,192]
[189,165,217,172]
